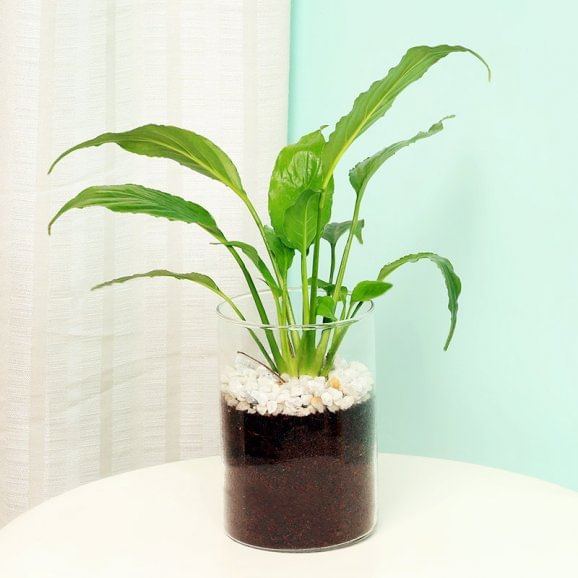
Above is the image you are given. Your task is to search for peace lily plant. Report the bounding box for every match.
[48,45,490,379]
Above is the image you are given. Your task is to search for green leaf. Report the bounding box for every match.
[310,278,348,301]
[49,124,244,195]
[378,252,461,350]
[263,226,295,277]
[322,219,365,247]
[351,280,393,303]
[283,189,322,253]
[322,45,490,185]
[316,296,337,320]
[48,184,224,240]
[268,128,333,244]
[215,240,279,295]
[349,116,453,196]
[92,269,227,298]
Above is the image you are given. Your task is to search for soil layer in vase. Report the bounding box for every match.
[221,397,376,551]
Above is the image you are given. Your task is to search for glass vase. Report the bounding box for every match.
[217,290,377,552]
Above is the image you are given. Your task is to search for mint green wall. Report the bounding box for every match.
[289,0,578,489]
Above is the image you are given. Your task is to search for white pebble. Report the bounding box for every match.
[290,385,304,397]
[338,395,355,410]
[311,396,325,412]
[221,359,373,417]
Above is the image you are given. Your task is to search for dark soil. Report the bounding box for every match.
[221,397,376,551]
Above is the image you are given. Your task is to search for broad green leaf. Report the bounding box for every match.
[309,278,348,301]
[322,45,490,185]
[349,116,453,196]
[49,124,244,195]
[283,189,322,253]
[316,296,337,320]
[322,219,365,246]
[92,269,226,298]
[378,252,461,350]
[268,128,333,244]
[263,226,295,277]
[351,280,393,303]
[215,240,279,295]
[48,184,224,240]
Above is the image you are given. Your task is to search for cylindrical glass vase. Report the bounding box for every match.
[217,290,377,552]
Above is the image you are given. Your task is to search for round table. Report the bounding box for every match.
[0,454,576,577]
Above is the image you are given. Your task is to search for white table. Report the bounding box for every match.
[0,454,576,578]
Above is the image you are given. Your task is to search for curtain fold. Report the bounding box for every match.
[0,0,290,525]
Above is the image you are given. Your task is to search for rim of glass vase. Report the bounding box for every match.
[216,287,374,331]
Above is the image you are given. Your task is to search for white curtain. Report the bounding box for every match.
[0,0,290,525]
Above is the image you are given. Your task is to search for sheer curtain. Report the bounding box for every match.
[0,0,290,525]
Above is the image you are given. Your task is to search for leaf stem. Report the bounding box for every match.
[331,187,364,303]
[329,245,336,285]
[226,246,283,369]
[300,251,310,324]
[236,351,285,383]
[308,233,321,323]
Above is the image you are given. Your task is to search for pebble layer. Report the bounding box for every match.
[221,355,374,417]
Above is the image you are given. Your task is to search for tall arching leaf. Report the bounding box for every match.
[93,269,243,324]
[378,252,462,350]
[93,269,224,294]
[48,184,225,240]
[49,124,244,195]
[92,269,279,370]
[349,116,453,196]
[322,45,490,185]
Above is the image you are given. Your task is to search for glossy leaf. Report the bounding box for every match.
[263,226,295,277]
[268,128,333,244]
[351,280,393,303]
[283,189,322,253]
[216,240,279,294]
[349,116,453,196]
[322,219,365,246]
[322,45,490,184]
[48,184,224,240]
[49,124,244,195]
[378,252,461,350]
[316,296,337,320]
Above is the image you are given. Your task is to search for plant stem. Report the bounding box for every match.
[226,246,283,369]
[281,283,301,351]
[236,351,285,383]
[300,251,310,324]
[272,290,297,375]
[329,245,336,285]
[331,190,363,303]
[230,189,302,370]
[236,189,303,372]
[309,232,321,323]
[312,185,366,373]
[219,286,278,371]
[308,187,328,325]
